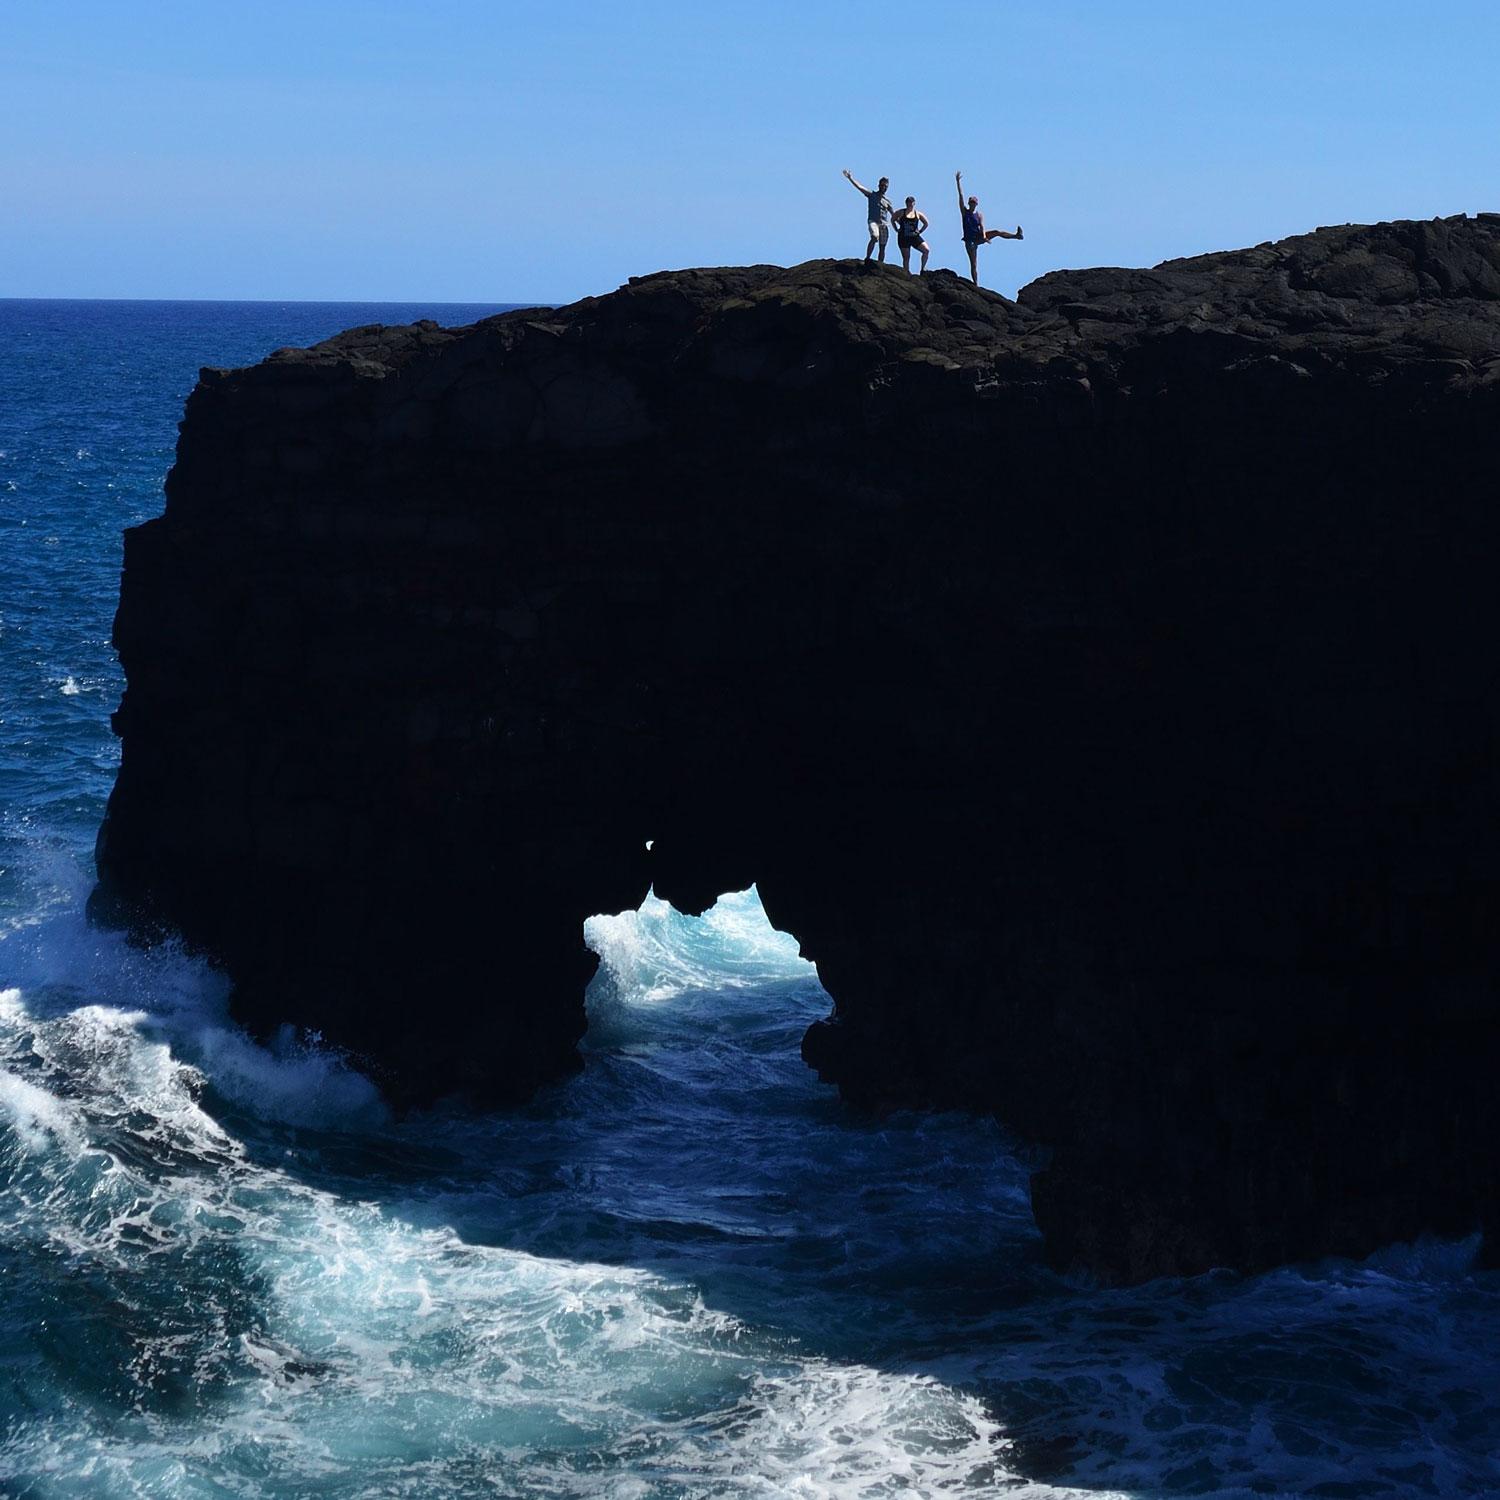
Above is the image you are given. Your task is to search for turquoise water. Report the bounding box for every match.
[1,300,1498,1498]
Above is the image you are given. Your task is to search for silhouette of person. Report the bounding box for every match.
[894,196,931,275]
[843,169,894,263]
[956,170,1022,286]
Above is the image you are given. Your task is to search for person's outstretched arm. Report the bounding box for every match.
[844,169,869,195]
[955,171,965,214]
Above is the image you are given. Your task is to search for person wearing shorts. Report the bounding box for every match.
[843,169,893,263]
[956,170,1022,286]
[893,196,930,274]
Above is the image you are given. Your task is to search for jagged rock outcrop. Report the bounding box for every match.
[95,214,1500,1282]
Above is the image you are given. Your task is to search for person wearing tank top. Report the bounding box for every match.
[956,170,1023,287]
[893,196,930,275]
[842,169,893,263]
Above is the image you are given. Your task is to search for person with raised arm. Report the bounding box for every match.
[956,170,1022,286]
[843,168,894,264]
[893,195,931,275]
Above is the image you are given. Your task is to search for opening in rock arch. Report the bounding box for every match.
[582,886,824,1049]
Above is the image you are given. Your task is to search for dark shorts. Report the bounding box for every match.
[899,235,926,250]
[964,237,984,250]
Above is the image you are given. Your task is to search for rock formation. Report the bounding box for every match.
[94,214,1500,1282]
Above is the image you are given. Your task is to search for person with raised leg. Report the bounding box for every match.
[956,170,1022,286]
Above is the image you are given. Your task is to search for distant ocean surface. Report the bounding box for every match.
[2,299,1498,1499]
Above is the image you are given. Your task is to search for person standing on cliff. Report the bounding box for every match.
[893,196,931,274]
[842,169,893,263]
[956,170,1022,286]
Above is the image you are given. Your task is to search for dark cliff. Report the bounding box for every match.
[95,214,1500,1283]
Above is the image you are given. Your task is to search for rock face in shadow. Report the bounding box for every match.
[94,215,1500,1283]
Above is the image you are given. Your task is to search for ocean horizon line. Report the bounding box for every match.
[0,294,550,308]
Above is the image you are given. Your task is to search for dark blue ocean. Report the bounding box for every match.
[1,299,1498,1498]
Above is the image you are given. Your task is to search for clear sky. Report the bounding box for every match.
[5,0,1498,303]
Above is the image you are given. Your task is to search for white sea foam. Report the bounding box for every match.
[0,860,387,1135]
[584,888,818,1050]
[587,887,812,1002]
[0,1065,82,1155]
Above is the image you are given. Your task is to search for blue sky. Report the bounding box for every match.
[5,0,1498,302]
